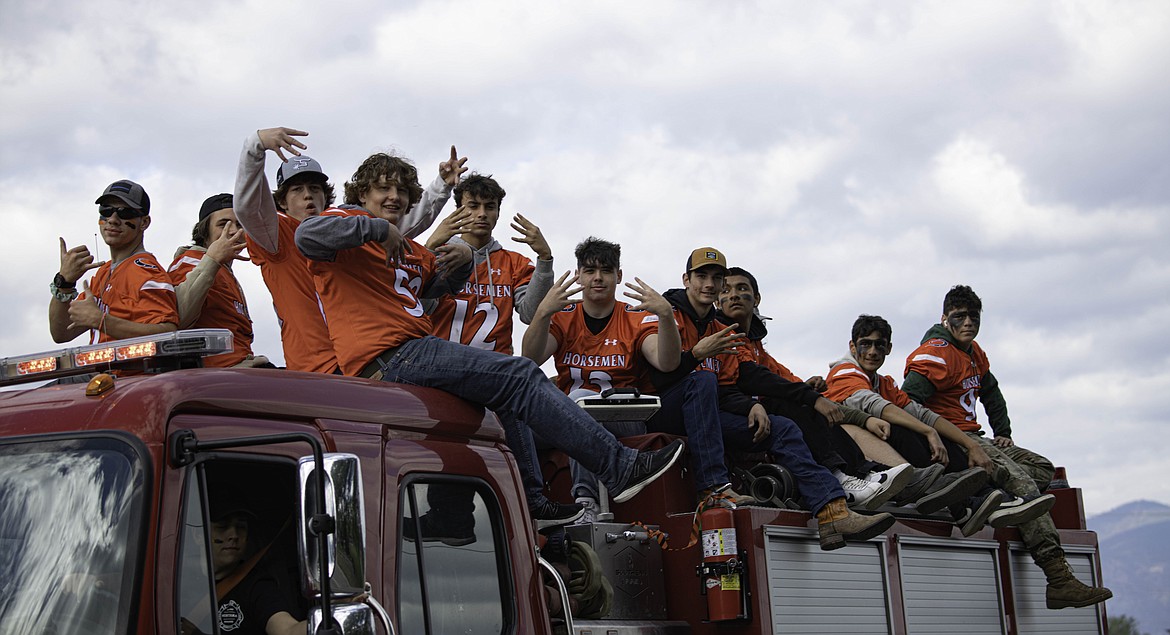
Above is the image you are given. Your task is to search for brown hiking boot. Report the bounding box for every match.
[697,483,756,508]
[1039,555,1113,609]
[815,497,895,551]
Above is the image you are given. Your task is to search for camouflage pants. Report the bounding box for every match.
[966,433,1062,564]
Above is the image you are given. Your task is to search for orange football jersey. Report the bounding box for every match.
[245,213,339,374]
[548,302,658,394]
[83,253,178,344]
[430,249,535,354]
[824,360,912,408]
[168,249,254,367]
[904,338,991,432]
[306,207,437,376]
[669,310,752,387]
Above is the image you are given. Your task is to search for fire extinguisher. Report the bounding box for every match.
[696,502,749,621]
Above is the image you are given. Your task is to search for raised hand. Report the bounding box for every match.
[424,205,472,250]
[692,324,746,360]
[59,237,104,284]
[622,277,671,317]
[509,213,551,260]
[257,127,309,161]
[438,145,468,187]
[206,221,249,266]
[535,271,584,319]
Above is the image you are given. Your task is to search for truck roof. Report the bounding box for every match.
[0,368,504,444]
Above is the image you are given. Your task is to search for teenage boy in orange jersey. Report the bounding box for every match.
[523,237,698,520]
[51,180,178,345]
[648,247,895,550]
[826,313,1108,608]
[233,127,466,372]
[294,156,684,527]
[901,285,1110,609]
[427,174,553,354]
[716,267,988,513]
[169,193,271,368]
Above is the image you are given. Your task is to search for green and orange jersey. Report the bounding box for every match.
[305,207,437,376]
[168,248,255,368]
[824,359,914,408]
[82,253,178,344]
[430,249,535,354]
[245,213,339,374]
[904,336,991,432]
[548,301,658,394]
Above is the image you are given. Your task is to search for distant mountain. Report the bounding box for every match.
[1089,500,1170,634]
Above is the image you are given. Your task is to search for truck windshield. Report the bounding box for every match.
[0,435,146,635]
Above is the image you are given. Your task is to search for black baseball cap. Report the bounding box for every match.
[199,193,234,221]
[96,179,151,215]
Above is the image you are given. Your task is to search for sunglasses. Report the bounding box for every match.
[98,205,148,220]
[855,338,891,354]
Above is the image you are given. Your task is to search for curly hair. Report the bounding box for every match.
[343,153,422,207]
[852,314,893,343]
[574,236,621,270]
[272,173,336,213]
[943,284,983,315]
[454,173,506,207]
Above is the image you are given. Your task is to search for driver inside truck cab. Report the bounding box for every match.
[182,488,307,635]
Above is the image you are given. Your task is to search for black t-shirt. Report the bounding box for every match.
[216,561,303,634]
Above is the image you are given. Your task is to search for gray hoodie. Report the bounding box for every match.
[827,353,941,427]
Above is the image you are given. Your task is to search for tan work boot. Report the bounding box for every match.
[697,483,757,508]
[816,497,895,551]
[1039,555,1113,609]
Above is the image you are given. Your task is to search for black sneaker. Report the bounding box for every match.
[914,468,990,515]
[403,511,476,547]
[612,439,685,503]
[952,488,1006,537]
[987,492,1055,528]
[890,463,944,505]
[531,500,585,530]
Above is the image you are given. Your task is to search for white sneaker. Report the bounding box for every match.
[858,463,915,510]
[574,497,598,525]
[839,474,883,509]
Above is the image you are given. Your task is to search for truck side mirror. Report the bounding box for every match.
[308,602,377,635]
[298,453,366,598]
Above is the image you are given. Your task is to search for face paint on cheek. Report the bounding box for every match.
[123,221,137,230]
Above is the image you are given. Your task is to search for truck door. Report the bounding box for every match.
[163,415,317,635]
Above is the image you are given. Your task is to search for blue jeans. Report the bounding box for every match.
[646,372,729,493]
[374,336,638,502]
[719,410,843,514]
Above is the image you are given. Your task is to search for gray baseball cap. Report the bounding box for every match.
[276,155,328,188]
[95,179,151,214]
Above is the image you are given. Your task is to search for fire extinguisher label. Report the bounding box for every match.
[720,574,741,591]
[701,528,737,557]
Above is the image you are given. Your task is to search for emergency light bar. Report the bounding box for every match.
[0,329,234,386]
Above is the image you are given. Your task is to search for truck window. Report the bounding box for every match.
[0,434,147,635]
[398,478,513,635]
[175,458,304,635]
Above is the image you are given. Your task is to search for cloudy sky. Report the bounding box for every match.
[2,0,1167,516]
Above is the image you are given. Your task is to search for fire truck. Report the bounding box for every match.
[0,330,1109,634]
